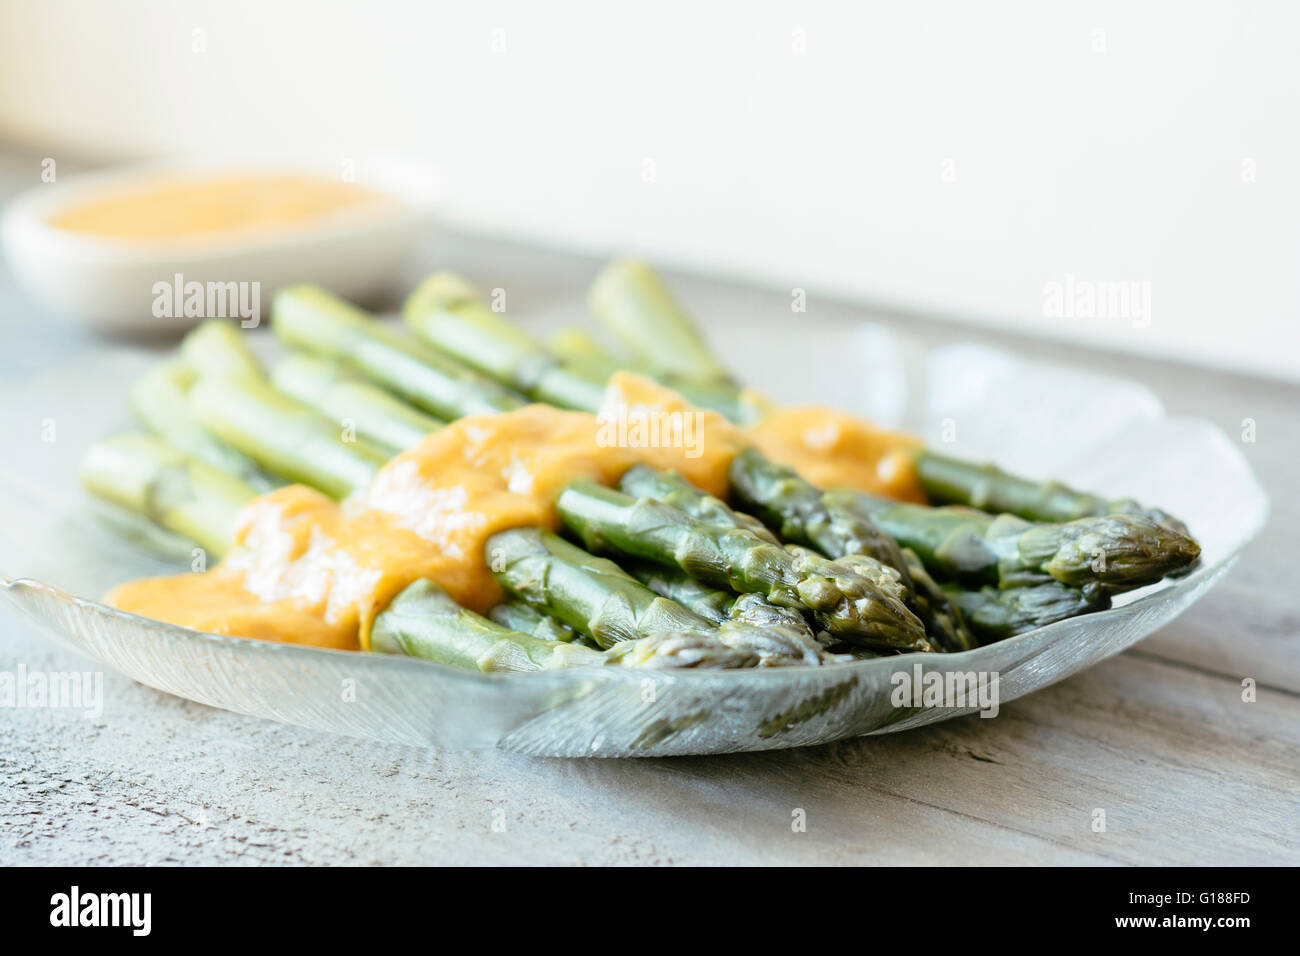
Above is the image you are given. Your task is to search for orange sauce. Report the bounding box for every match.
[106,374,922,650]
[48,174,391,240]
[749,406,925,503]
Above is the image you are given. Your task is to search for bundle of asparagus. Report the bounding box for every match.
[80,259,1202,677]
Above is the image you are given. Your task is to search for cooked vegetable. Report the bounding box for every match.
[374,578,824,671]
[403,272,607,411]
[488,597,583,645]
[271,351,443,453]
[178,317,264,381]
[619,464,779,542]
[487,527,712,648]
[588,259,735,386]
[189,374,389,499]
[372,578,603,672]
[556,480,930,651]
[129,358,277,491]
[624,559,821,644]
[406,271,760,421]
[727,447,911,572]
[832,488,1199,593]
[79,433,256,559]
[636,456,972,652]
[914,450,1191,536]
[486,530,832,665]
[272,283,526,419]
[943,581,1111,641]
[76,258,1202,677]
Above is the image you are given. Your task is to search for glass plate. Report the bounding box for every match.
[0,335,1268,756]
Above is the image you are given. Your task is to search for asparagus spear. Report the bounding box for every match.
[79,434,257,559]
[588,259,735,386]
[488,597,582,644]
[730,447,1199,594]
[546,325,622,367]
[605,617,832,667]
[371,578,603,671]
[624,559,821,644]
[829,487,1199,593]
[632,457,973,652]
[898,548,977,652]
[727,448,911,573]
[724,592,825,646]
[622,559,735,623]
[128,359,278,491]
[179,318,264,381]
[599,629,764,668]
[374,578,822,670]
[488,526,836,662]
[556,480,930,650]
[272,284,527,420]
[188,374,390,499]
[404,270,762,421]
[914,450,1191,536]
[943,581,1111,641]
[271,352,443,454]
[403,272,608,411]
[619,464,779,543]
[582,262,1193,543]
[617,469,909,649]
[487,527,713,648]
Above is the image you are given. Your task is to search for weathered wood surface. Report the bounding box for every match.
[0,155,1296,864]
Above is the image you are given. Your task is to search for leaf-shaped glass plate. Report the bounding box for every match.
[0,337,1268,756]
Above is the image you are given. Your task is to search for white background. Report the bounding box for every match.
[1,0,1296,380]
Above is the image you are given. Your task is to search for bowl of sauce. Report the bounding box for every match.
[2,159,437,333]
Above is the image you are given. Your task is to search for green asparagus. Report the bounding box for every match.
[622,559,735,623]
[178,318,264,381]
[488,597,583,644]
[625,559,821,643]
[189,374,390,499]
[914,449,1191,536]
[375,578,825,671]
[546,324,622,367]
[271,351,443,454]
[128,359,278,491]
[79,433,257,559]
[730,446,1198,593]
[727,448,911,573]
[584,260,1194,547]
[943,581,1111,641]
[488,527,836,663]
[631,457,973,652]
[487,527,712,648]
[828,488,1200,593]
[403,272,608,411]
[272,284,527,420]
[897,548,977,652]
[556,480,930,650]
[619,464,779,543]
[371,578,603,671]
[588,259,735,385]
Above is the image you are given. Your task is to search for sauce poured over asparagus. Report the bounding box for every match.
[106,373,923,650]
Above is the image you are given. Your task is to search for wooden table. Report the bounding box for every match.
[1,152,1296,865]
